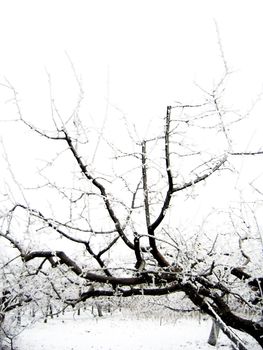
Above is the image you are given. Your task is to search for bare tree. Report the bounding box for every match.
[0,72,262,348]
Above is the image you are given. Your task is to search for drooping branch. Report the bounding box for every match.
[10,204,114,277]
[181,280,263,348]
[205,301,249,350]
[23,250,83,275]
[0,231,24,256]
[231,267,263,295]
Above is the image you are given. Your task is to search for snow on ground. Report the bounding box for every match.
[16,311,260,350]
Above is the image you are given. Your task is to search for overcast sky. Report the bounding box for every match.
[0,0,262,256]
[1,1,263,132]
[0,1,263,221]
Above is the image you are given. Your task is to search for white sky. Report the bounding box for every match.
[0,0,263,132]
[1,0,263,226]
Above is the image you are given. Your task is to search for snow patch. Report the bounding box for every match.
[15,312,260,350]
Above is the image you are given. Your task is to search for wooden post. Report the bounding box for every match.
[208,320,220,346]
[205,302,249,350]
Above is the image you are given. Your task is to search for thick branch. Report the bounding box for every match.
[11,204,113,277]
[68,281,183,305]
[22,250,178,286]
[182,280,263,348]
[134,233,145,270]
[142,137,169,267]
[150,106,173,231]
[231,267,263,291]
[141,107,172,267]
[23,250,83,275]
[205,301,249,350]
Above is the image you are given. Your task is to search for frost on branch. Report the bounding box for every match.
[0,74,263,348]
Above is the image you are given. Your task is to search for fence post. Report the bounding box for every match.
[208,320,220,346]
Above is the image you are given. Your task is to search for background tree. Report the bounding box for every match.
[0,70,262,348]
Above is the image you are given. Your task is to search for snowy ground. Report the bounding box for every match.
[15,311,260,350]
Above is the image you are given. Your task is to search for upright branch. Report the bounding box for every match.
[142,107,173,267]
[141,140,151,228]
[150,106,173,231]
[134,232,145,271]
